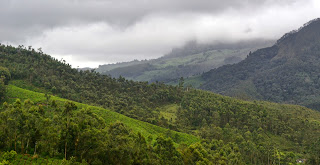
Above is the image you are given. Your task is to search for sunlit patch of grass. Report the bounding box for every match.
[159,104,179,123]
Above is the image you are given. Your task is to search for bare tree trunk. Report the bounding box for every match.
[65,141,67,160]
[34,142,37,155]
[25,138,29,154]
[14,134,17,151]
[267,152,269,165]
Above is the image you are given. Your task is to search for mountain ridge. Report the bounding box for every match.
[199,18,320,109]
[95,39,274,83]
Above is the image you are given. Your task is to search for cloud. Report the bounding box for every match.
[0,0,319,67]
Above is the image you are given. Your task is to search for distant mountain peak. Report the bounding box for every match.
[276,17,320,44]
[200,18,320,110]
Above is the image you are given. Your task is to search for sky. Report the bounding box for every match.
[0,0,320,68]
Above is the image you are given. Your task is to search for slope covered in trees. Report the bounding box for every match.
[1,43,320,164]
[199,18,320,110]
[0,44,185,128]
[1,84,202,164]
[96,39,273,83]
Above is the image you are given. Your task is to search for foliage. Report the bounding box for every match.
[0,67,10,85]
[0,151,17,165]
[0,99,199,164]
[97,40,272,83]
[4,85,199,146]
[1,43,320,164]
[0,67,9,102]
[200,19,320,110]
[176,89,320,164]
[0,44,183,128]
[0,79,5,101]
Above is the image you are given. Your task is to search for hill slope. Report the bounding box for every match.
[200,18,320,110]
[1,43,320,164]
[1,84,202,164]
[96,39,273,83]
[5,84,199,145]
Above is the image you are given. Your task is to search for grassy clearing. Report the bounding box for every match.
[4,85,199,146]
[159,104,179,123]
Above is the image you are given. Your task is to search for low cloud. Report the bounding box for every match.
[1,0,319,67]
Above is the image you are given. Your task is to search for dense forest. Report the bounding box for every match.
[1,43,320,164]
[200,18,320,110]
[0,99,204,164]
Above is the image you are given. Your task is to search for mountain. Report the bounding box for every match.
[2,43,320,164]
[199,18,320,110]
[95,39,274,83]
[0,42,320,164]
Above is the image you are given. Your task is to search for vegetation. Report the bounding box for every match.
[0,37,320,164]
[96,40,273,83]
[0,67,10,102]
[1,85,199,164]
[0,44,186,129]
[200,18,320,110]
[0,79,5,102]
[5,84,199,145]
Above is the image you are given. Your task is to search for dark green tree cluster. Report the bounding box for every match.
[176,89,320,164]
[0,66,10,101]
[0,44,182,128]
[0,79,5,101]
[0,66,10,85]
[0,100,239,164]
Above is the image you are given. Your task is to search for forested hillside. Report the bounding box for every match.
[1,44,320,164]
[200,18,320,110]
[0,84,201,164]
[96,39,273,83]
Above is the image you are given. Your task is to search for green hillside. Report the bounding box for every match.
[199,18,320,110]
[5,84,199,145]
[97,40,273,83]
[1,84,200,164]
[1,43,320,164]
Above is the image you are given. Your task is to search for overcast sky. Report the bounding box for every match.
[1,0,319,67]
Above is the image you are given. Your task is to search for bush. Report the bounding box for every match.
[1,150,17,161]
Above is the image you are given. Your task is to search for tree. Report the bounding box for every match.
[62,101,77,160]
[0,78,6,101]
[0,66,10,85]
[178,77,184,89]
[154,135,183,165]
[308,138,320,164]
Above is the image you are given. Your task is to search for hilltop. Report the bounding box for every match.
[199,18,320,110]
